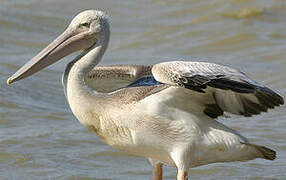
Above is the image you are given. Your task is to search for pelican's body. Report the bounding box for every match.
[8,10,284,180]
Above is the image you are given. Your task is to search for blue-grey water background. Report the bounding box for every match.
[0,0,286,179]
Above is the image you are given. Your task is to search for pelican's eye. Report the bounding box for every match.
[80,22,90,28]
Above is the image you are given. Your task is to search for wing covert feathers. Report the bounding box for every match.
[87,65,152,92]
[152,61,284,118]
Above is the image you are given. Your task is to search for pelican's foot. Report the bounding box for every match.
[152,163,163,180]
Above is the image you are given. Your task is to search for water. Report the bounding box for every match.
[0,0,286,179]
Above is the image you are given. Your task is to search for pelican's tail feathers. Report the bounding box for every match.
[242,142,276,160]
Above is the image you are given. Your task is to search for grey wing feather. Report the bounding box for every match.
[152,61,284,118]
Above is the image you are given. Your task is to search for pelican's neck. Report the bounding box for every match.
[64,24,110,115]
[73,30,110,76]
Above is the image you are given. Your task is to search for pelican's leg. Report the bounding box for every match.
[177,170,188,180]
[148,158,163,180]
[152,163,163,180]
[170,147,192,180]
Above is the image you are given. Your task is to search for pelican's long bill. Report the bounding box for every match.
[7,26,96,85]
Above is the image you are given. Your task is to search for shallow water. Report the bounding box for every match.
[0,0,286,179]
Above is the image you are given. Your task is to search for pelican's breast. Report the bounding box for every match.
[80,104,137,150]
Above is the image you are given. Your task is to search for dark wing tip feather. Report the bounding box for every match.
[236,85,283,117]
[240,96,268,117]
[238,86,283,117]
[207,78,256,93]
[204,103,224,118]
[182,75,256,94]
[256,86,284,108]
[180,74,283,118]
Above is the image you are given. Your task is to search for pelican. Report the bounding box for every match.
[7,10,284,180]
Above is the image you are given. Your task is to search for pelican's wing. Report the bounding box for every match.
[87,65,152,92]
[151,61,284,118]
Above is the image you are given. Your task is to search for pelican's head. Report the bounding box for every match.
[7,10,109,85]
